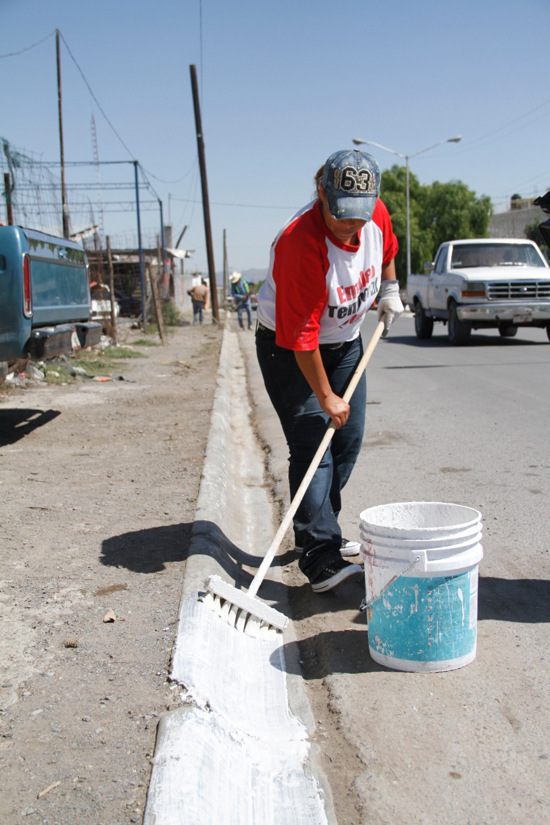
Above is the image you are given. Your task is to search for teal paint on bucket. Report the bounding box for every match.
[360,502,483,673]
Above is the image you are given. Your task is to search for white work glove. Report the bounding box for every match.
[377,280,404,337]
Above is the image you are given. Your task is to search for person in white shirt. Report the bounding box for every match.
[256,149,403,593]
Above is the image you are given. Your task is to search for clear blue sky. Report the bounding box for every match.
[1,0,549,275]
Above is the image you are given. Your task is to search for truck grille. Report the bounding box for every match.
[487,280,550,300]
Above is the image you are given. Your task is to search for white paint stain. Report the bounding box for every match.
[409,583,419,615]
[458,587,465,626]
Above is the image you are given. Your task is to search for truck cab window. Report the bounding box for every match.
[435,248,447,273]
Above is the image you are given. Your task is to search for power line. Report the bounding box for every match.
[26,158,162,201]
[171,196,298,210]
[172,161,201,238]
[58,31,136,161]
[464,96,550,149]
[57,32,198,189]
[135,165,161,202]
[417,99,550,164]
[490,167,550,200]
[0,31,55,58]
[30,159,135,167]
[15,182,138,191]
[140,159,198,185]
[14,202,159,209]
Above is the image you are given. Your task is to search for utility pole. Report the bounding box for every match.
[223,229,228,300]
[189,64,219,322]
[56,29,70,239]
[159,199,166,299]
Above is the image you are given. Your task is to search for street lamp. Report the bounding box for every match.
[352,135,462,277]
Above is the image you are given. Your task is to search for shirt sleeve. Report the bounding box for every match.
[272,219,329,351]
[373,199,399,267]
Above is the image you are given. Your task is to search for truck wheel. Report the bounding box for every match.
[498,324,518,338]
[448,303,471,346]
[414,302,434,339]
[547,324,550,342]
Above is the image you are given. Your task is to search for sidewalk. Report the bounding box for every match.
[0,321,224,824]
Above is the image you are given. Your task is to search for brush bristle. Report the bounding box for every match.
[202,575,288,635]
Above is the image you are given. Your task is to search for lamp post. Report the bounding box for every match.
[352,135,461,277]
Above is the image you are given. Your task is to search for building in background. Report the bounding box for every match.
[489,194,547,239]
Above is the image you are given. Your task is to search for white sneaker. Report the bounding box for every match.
[294,537,361,557]
[340,537,361,557]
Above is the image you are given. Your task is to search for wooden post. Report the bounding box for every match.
[149,245,165,344]
[157,234,163,300]
[4,173,13,225]
[56,30,70,239]
[189,64,219,323]
[106,236,117,345]
[223,228,228,303]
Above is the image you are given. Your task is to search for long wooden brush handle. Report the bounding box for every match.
[247,319,385,599]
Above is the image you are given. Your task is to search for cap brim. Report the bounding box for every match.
[328,194,377,222]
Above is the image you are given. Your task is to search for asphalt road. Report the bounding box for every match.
[243,311,550,825]
[345,312,550,569]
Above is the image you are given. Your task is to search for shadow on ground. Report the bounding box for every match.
[275,576,550,678]
[100,520,364,626]
[479,576,550,623]
[274,628,375,678]
[0,408,61,447]
[100,519,295,578]
[383,331,548,349]
[101,522,194,573]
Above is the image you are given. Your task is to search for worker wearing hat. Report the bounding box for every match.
[230,271,253,330]
[255,149,403,594]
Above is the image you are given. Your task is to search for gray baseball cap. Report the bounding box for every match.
[322,149,380,221]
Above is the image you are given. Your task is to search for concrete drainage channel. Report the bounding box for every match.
[144,325,335,825]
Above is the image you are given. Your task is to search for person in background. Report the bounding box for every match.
[188,278,209,325]
[255,149,403,593]
[230,271,253,330]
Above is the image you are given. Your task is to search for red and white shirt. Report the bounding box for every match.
[257,199,398,350]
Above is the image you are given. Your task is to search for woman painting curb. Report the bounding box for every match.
[256,149,403,593]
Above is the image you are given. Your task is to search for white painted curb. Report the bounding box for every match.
[144,325,335,825]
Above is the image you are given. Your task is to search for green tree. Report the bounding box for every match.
[380,166,432,287]
[380,166,492,286]
[422,181,492,251]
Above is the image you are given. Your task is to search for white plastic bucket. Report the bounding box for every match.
[360,502,483,673]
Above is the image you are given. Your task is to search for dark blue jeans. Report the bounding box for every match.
[192,299,205,324]
[236,298,253,329]
[256,330,366,581]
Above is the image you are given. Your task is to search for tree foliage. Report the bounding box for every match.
[380,165,492,286]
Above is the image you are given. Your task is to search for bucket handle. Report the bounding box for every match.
[360,555,421,612]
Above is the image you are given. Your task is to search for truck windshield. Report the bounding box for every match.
[450,243,546,269]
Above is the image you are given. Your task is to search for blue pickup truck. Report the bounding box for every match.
[0,225,102,364]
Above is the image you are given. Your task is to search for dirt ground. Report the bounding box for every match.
[0,320,223,825]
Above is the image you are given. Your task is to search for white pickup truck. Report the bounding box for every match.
[407,238,550,345]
